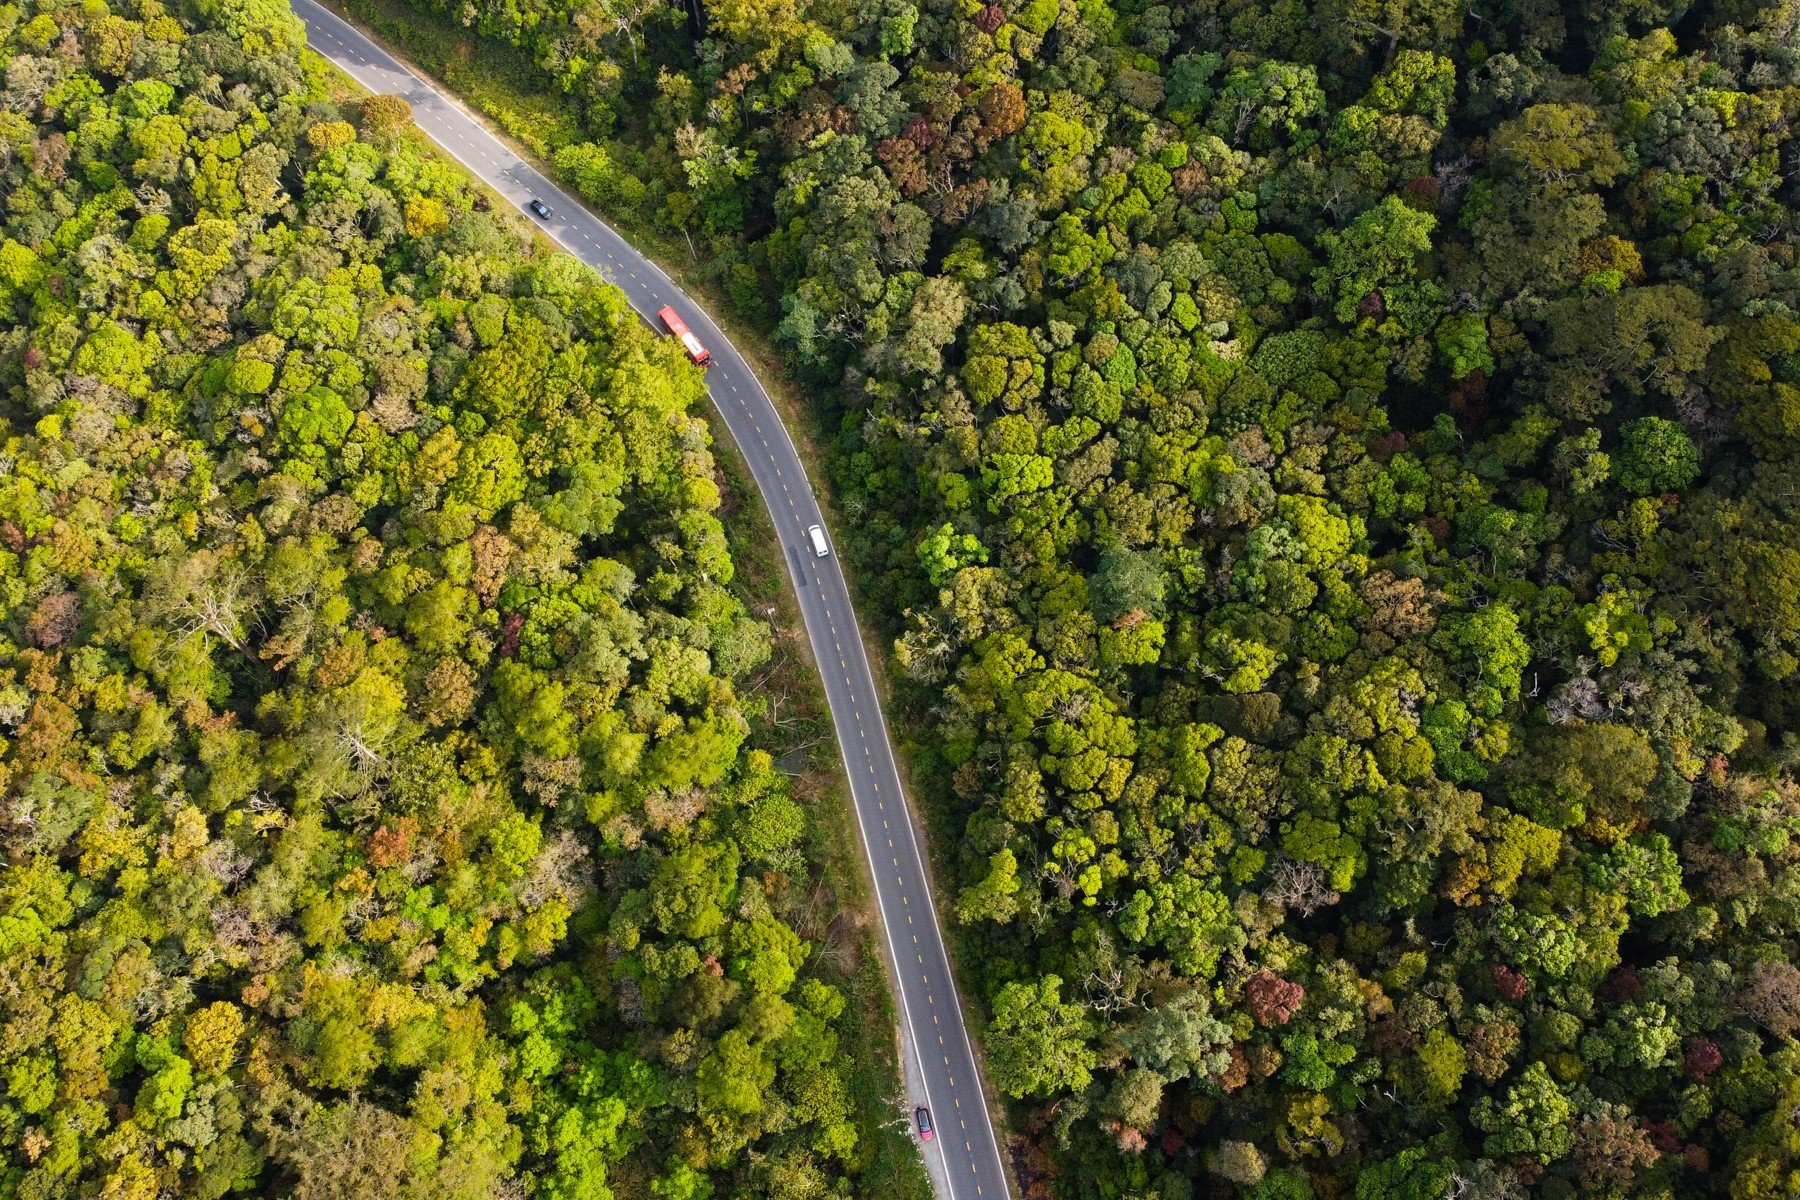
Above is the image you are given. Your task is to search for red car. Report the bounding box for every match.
[658,305,712,367]
[916,1106,934,1141]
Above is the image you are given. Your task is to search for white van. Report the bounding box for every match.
[807,524,830,558]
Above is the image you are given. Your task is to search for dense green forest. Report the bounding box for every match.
[339,0,1800,1195]
[0,2,909,1198]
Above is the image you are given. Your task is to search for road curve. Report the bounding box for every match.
[288,5,1011,1199]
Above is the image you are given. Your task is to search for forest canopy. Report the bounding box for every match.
[358,0,1800,1194]
[0,2,886,1199]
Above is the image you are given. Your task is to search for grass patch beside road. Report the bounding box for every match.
[332,0,581,157]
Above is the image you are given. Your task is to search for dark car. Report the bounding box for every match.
[528,198,551,219]
[915,1106,934,1141]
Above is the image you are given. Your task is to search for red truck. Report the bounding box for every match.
[658,305,712,368]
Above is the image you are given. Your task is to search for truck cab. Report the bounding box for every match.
[657,305,712,367]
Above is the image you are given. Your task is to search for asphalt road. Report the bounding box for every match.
[288,4,1011,1198]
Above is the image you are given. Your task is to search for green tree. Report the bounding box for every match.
[985,976,1096,1098]
[1472,1062,1576,1164]
[1315,196,1438,327]
[1614,415,1700,495]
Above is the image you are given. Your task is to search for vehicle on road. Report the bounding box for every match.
[528,198,551,219]
[808,524,830,558]
[657,305,713,367]
[916,1107,934,1141]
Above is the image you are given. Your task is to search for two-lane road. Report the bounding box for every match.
[288,5,1010,1199]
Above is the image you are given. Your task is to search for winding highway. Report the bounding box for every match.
[288,4,1011,1199]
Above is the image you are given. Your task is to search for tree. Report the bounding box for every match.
[1103,1067,1167,1132]
[697,1029,775,1124]
[360,94,413,140]
[1614,416,1700,495]
[1244,971,1305,1026]
[1489,905,1579,980]
[985,976,1096,1098]
[1411,1027,1469,1105]
[1121,991,1232,1082]
[890,276,967,378]
[1504,722,1657,834]
[1737,962,1800,1039]
[918,523,989,587]
[1536,285,1721,419]
[271,1100,431,1200]
[1214,1140,1267,1185]
[1490,104,1627,191]
[183,1002,245,1076]
[1472,1062,1575,1164]
[1432,602,1530,715]
[1314,196,1438,328]
[647,840,739,940]
[1118,873,1245,975]
[1572,1113,1659,1191]
[956,848,1023,923]
[1211,61,1325,148]
[1355,1144,1457,1200]
[1586,833,1687,917]
[1727,1067,1800,1198]
[1091,546,1167,622]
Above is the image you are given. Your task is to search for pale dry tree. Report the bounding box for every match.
[1264,856,1340,917]
[514,830,594,912]
[142,548,259,652]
